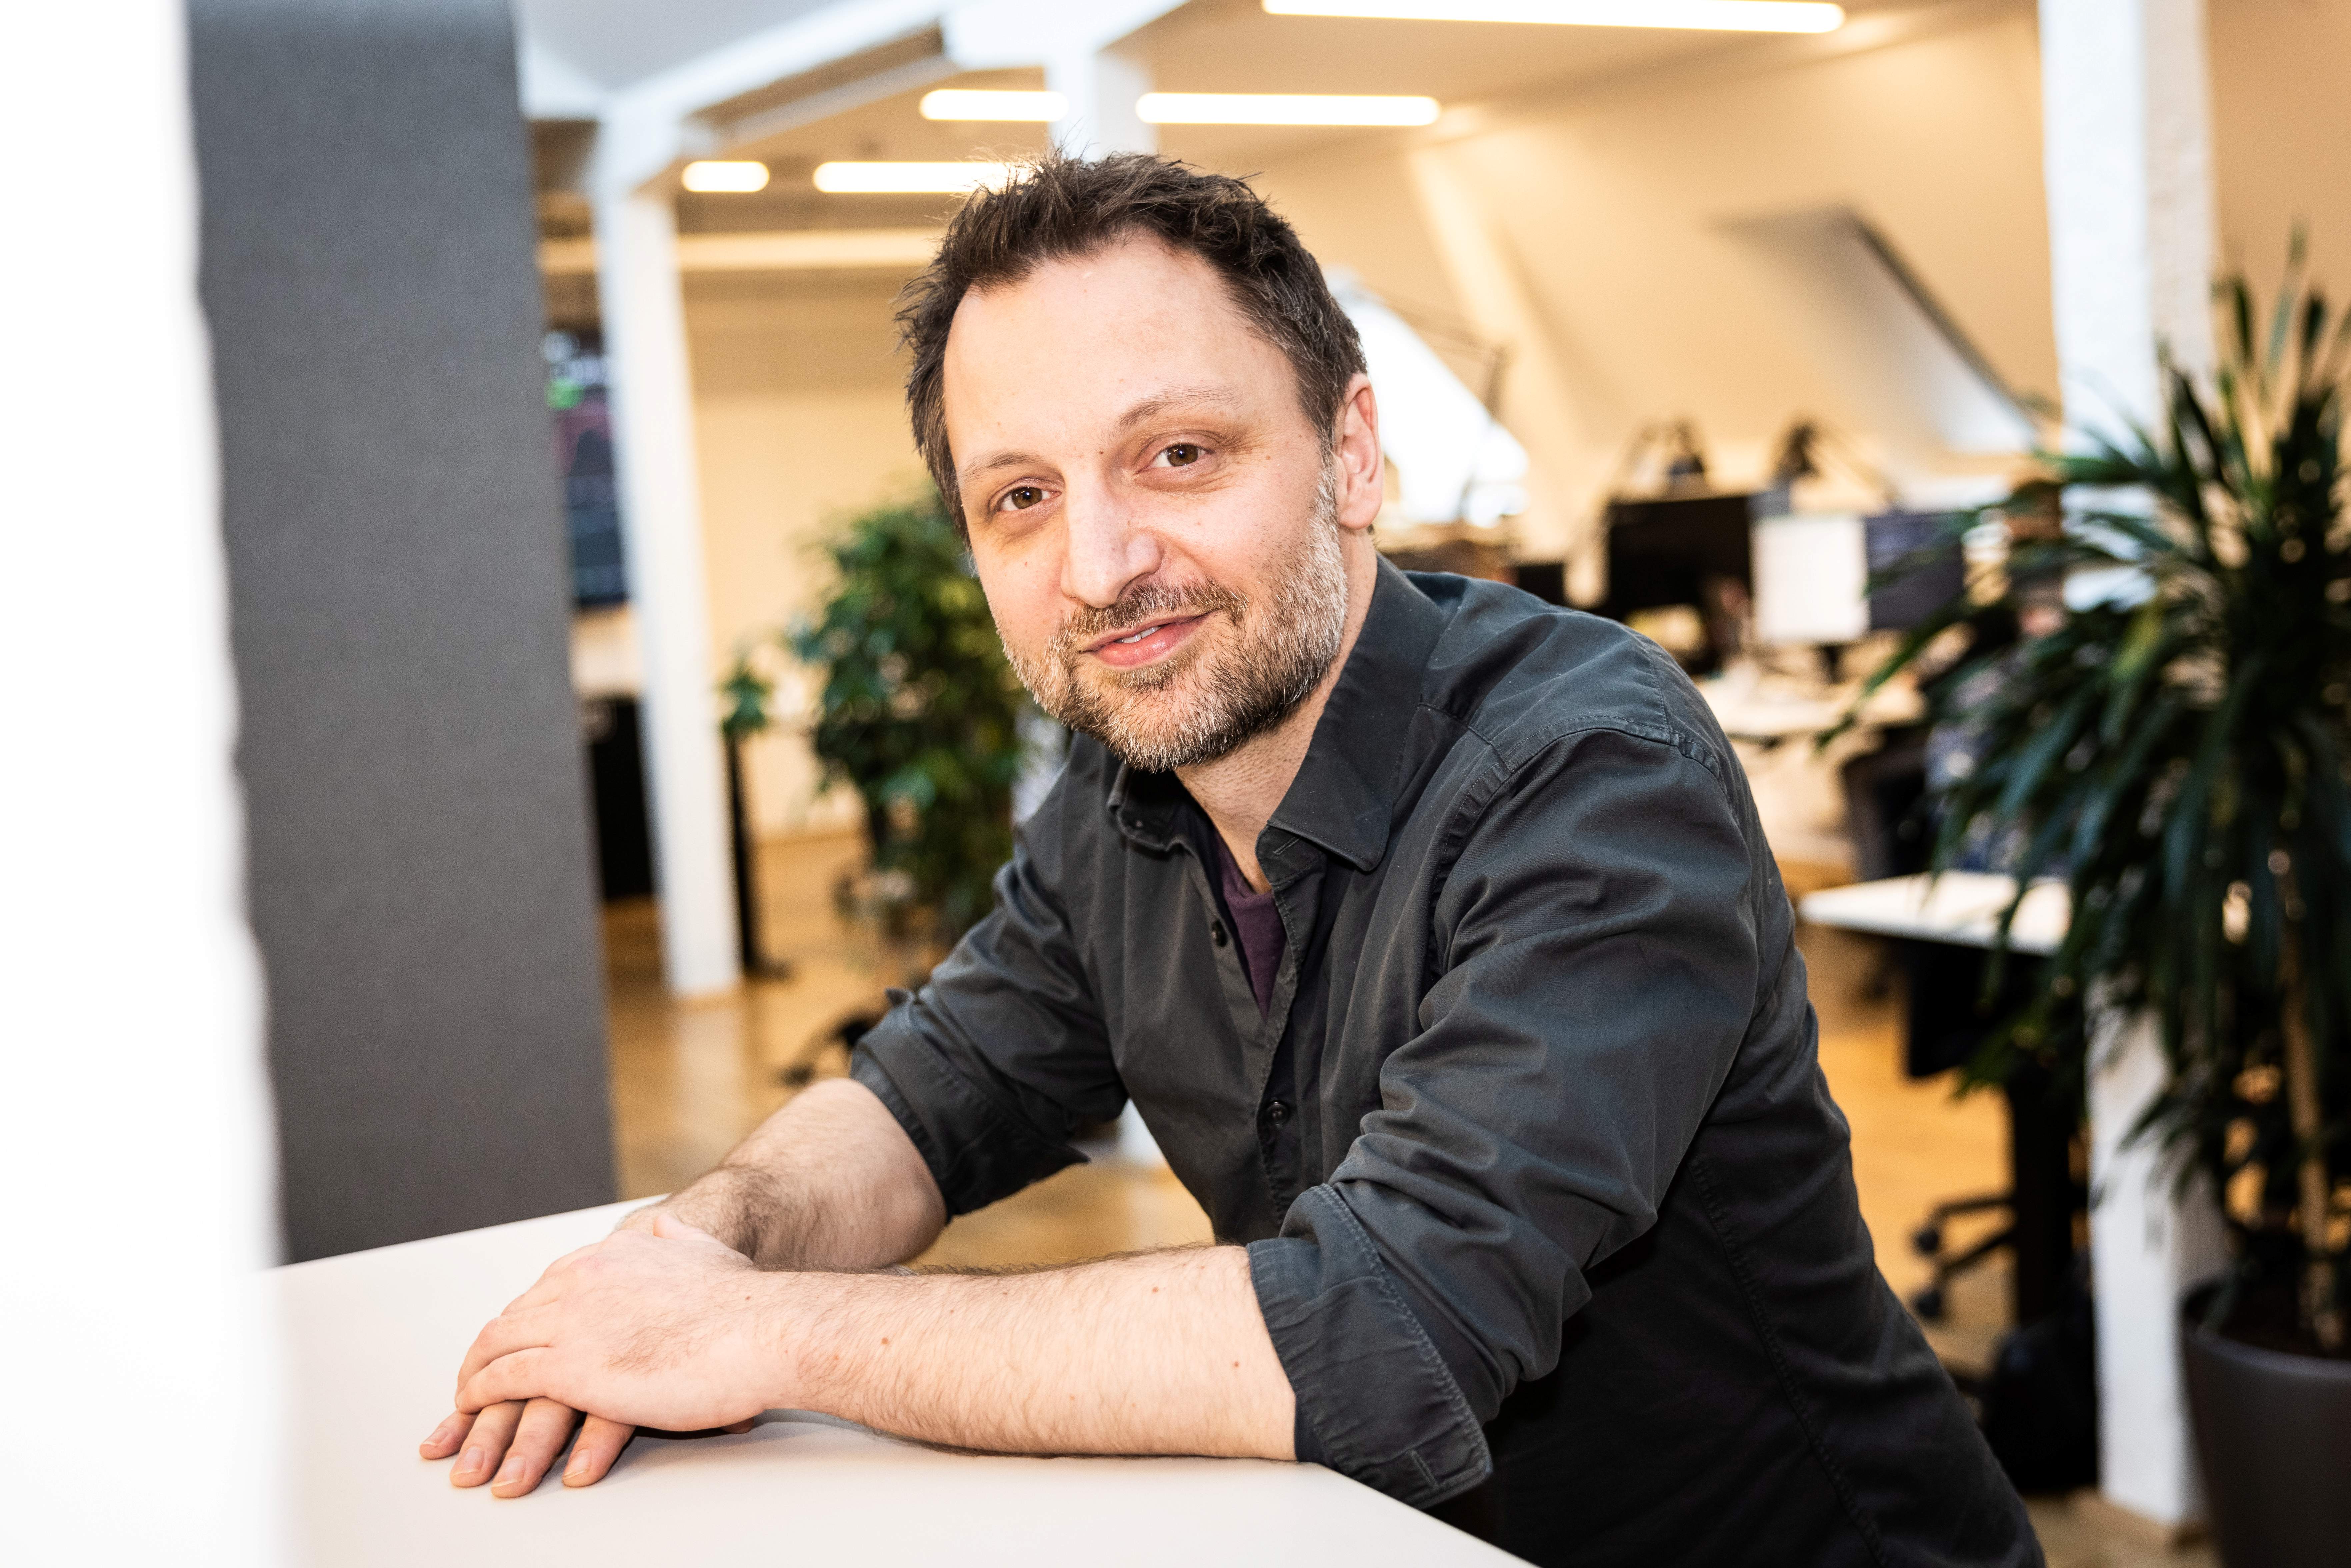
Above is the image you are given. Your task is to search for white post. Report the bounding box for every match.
[1048,46,1155,157]
[2038,0,2227,1532]
[2040,0,2218,419]
[4,3,280,1560]
[592,183,741,997]
[2085,1011,2228,1530]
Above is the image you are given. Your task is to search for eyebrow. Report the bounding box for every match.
[955,383,1245,490]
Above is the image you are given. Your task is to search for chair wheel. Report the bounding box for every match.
[1912,1224,1943,1257]
[1911,1285,1947,1322]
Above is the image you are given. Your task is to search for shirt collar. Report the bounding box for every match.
[1106,557,1447,874]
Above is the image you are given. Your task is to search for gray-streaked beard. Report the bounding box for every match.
[1004,464,1350,774]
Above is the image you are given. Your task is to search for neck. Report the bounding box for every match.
[1176,538,1378,894]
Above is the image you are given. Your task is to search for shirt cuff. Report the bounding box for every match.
[1247,1184,1493,1509]
[849,995,1081,1218]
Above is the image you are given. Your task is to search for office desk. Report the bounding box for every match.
[272,1203,1520,1566]
[1797,871,2066,954]
[1798,873,2074,1327]
[1700,671,1923,747]
[1798,873,2221,1528]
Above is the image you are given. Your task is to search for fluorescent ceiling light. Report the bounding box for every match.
[813,161,1017,194]
[1262,0,1844,32]
[681,160,770,193]
[920,89,1066,121]
[1138,93,1441,126]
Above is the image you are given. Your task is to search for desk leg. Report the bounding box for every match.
[2004,1063,2075,1327]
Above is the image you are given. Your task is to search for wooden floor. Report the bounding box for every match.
[604,831,2208,1567]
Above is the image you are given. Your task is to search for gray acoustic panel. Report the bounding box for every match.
[189,0,615,1260]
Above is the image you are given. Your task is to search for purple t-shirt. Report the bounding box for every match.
[1209,831,1285,1017]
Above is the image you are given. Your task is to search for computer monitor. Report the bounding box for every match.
[1599,493,1755,674]
[1864,511,1965,631]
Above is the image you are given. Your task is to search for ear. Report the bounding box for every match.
[1332,374,1382,534]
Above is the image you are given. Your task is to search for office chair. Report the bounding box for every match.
[1839,733,2019,1323]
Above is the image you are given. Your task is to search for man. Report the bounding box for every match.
[424,154,2037,1566]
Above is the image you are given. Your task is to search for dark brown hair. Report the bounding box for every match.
[895,152,1367,527]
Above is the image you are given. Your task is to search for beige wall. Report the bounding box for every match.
[687,273,929,837]
[2211,0,2351,292]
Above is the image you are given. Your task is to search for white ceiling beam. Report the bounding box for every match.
[696,51,964,153]
[517,34,605,120]
[942,0,1188,67]
[592,0,957,196]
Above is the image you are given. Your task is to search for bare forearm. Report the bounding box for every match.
[780,1246,1295,1461]
[641,1079,945,1269]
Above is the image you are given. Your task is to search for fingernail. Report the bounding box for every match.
[564,1454,588,1481]
[458,1446,486,1476]
[427,1416,457,1443]
[496,1457,523,1487]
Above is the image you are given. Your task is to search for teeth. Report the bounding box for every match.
[1115,625,1161,644]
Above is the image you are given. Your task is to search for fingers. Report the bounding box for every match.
[449,1400,523,1488]
[457,1302,556,1391]
[562,1414,635,1488]
[459,1347,557,1414]
[419,1408,474,1459]
[489,1397,579,1498]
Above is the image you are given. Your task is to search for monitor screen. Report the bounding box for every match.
[1864,512,1965,631]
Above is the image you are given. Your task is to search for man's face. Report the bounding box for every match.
[940,234,1378,773]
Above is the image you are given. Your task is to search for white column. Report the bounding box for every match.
[592,184,741,997]
[2041,0,2218,419]
[4,3,280,1561]
[1048,47,1155,157]
[2038,0,2227,1532]
[2085,1011,2228,1530]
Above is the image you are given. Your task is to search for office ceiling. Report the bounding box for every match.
[697,0,1912,190]
[524,0,1922,173]
[512,0,845,91]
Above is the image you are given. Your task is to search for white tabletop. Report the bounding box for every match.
[1796,871,2068,955]
[1700,668,1924,745]
[272,1202,1522,1565]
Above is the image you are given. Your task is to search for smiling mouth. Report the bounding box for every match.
[1085,613,1203,654]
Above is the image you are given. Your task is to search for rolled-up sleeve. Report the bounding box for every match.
[1249,724,1766,1506]
[850,793,1126,1218]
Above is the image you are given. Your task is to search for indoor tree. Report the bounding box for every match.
[788,489,1035,947]
[1858,250,2351,1354]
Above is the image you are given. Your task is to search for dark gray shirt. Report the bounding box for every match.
[852,561,2036,1567]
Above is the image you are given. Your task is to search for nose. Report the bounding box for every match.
[1058,474,1163,610]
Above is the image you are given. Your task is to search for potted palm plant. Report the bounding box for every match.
[788,488,1035,955]
[1856,253,2350,1565]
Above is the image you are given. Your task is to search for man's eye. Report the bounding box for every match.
[1156,443,1204,468]
[999,485,1046,512]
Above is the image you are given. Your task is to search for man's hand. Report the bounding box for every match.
[456,1214,792,1429]
[417,1396,638,1497]
[417,1216,770,1495]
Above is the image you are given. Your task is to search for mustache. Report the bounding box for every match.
[1052,580,1248,658]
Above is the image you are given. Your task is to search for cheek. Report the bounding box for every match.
[974,548,1062,657]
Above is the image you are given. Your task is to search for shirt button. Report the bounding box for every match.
[1210,920,1229,947]
[1264,1099,1293,1127]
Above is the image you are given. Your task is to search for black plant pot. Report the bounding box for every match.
[2180,1287,2351,1567]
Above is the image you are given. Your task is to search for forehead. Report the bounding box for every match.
[939,234,1299,444]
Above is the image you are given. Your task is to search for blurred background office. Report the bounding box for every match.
[12,1,2351,1563]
